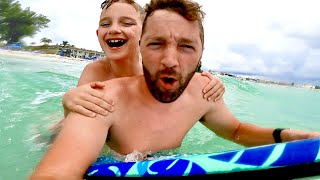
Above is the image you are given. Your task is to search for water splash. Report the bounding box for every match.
[31,90,65,105]
[101,147,182,163]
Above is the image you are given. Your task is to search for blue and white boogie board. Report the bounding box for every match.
[85,138,320,179]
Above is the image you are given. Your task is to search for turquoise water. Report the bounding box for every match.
[1,52,320,179]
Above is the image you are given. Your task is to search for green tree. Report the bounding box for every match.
[40,37,52,45]
[196,60,203,73]
[0,0,50,44]
[62,41,69,47]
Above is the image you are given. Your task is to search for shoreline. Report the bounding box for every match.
[0,49,93,65]
[1,49,319,90]
[211,71,320,90]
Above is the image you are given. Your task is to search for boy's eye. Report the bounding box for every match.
[123,22,135,26]
[101,23,110,27]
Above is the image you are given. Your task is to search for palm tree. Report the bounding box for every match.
[40,37,52,45]
[62,41,69,47]
[197,61,203,73]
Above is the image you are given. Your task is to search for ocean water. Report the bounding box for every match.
[1,52,320,179]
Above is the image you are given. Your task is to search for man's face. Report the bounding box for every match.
[140,10,203,103]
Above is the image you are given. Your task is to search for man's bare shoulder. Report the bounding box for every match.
[187,73,211,94]
[193,73,211,85]
[181,73,214,109]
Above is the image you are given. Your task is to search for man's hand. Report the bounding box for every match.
[62,81,115,118]
[201,71,225,102]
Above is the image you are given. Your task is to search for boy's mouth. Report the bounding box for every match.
[107,39,127,48]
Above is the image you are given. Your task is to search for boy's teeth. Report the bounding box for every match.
[109,40,123,43]
[107,39,126,47]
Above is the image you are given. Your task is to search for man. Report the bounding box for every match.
[29,0,320,179]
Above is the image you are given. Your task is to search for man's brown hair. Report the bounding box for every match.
[142,0,205,47]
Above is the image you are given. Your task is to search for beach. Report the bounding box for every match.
[0,49,93,65]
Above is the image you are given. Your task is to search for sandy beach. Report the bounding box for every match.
[0,49,93,65]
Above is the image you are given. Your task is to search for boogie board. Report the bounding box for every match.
[85,138,320,179]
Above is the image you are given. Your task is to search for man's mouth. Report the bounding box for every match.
[107,39,127,48]
[162,77,176,84]
[160,77,178,89]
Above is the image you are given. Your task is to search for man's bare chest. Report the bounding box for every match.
[106,106,202,154]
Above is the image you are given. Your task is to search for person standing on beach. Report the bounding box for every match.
[29,0,320,179]
[60,0,225,120]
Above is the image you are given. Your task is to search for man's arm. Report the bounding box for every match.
[29,112,112,180]
[201,98,280,147]
[201,98,320,147]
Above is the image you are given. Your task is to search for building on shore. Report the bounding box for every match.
[2,43,23,51]
[57,46,105,60]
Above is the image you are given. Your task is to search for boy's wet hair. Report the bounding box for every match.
[101,0,146,21]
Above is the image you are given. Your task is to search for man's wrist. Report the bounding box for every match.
[273,128,287,143]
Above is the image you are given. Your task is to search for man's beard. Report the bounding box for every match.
[143,66,197,103]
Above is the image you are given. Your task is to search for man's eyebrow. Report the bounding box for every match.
[178,38,195,44]
[144,36,197,45]
[145,36,166,41]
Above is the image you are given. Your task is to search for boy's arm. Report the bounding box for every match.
[199,71,225,102]
[29,112,112,180]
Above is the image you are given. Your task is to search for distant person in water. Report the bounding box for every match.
[29,0,320,179]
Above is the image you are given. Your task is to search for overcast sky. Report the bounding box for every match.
[18,0,320,81]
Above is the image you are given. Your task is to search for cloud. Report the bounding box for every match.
[18,0,320,82]
[200,0,320,81]
[19,0,102,51]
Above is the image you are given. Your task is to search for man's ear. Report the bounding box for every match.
[96,29,99,36]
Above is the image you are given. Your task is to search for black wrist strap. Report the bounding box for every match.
[273,128,286,143]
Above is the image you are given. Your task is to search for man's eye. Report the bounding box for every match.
[181,45,194,49]
[146,42,162,49]
[180,44,195,52]
[148,42,161,46]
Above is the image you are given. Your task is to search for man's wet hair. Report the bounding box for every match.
[142,0,205,47]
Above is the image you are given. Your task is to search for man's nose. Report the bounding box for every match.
[161,47,179,68]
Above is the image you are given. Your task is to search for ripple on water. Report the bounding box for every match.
[31,90,65,105]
